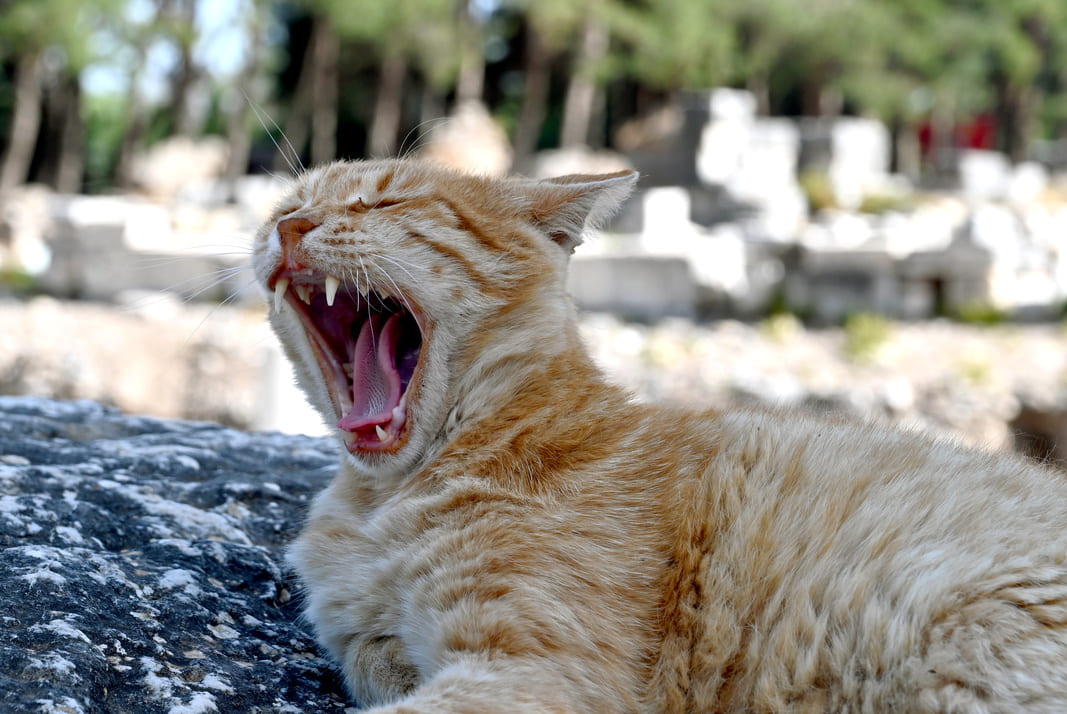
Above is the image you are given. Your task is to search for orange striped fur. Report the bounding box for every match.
[253,159,1067,712]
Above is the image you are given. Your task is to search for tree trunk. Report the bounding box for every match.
[417,83,446,147]
[560,18,608,148]
[224,5,268,195]
[892,118,921,183]
[274,15,337,172]
[51,75,85,193]
[997,82,1037,163]
[747,73,770,115]
[309,18,338,166]
[454,1,484,106]
[114,90,149,189]
[274,80,310,175]
[168,0,202,137]
[0,51,43,193]
[368,53,407,158]
[799,66,843,118]
[512,22,552,163]
[113,35,150,189]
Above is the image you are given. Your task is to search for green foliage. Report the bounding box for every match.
[843,312,894,363]
[957,356,990,386]
[858,193,916,215]
[307,0,461,89]
[798,170,837,213]
[6,0,1067,191]
[615,0,737,89]
[0,266,38,294]
[0,0,121,68]
[83,92,126,191]
[760,313,802,344]
[954,301,1008,326]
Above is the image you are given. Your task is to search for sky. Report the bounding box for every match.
[81,0,250,101]
[80,0,504,101]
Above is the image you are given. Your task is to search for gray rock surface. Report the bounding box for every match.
[0,396,351,713]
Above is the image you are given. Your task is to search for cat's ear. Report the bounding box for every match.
[524,170,638,254]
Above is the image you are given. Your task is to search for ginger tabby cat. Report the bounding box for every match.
[252,159,1067,712]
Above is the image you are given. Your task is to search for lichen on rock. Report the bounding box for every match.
[0,396,350,713]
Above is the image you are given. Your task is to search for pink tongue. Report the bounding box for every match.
[337,314,403,431]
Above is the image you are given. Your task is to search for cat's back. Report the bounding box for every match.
[648,406,1067,712]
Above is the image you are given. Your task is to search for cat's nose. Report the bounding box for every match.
[276,216,319,270]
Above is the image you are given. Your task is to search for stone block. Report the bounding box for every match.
[568,256,698,320]
[785,248,899,323]
[958,149,1011,201]
[799,118,891,209]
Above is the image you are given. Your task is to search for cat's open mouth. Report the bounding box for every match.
[269,270,423,454]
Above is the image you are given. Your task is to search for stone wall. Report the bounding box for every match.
[582,88,1067,323]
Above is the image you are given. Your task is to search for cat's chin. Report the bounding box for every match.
[268,268,426,458]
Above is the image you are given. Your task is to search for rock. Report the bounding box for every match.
[698,117,807,243]
[0,396,350,713]
[784,247,898,324]
[1011,400,1067,469]
[525,147,633,181]
[799,118,892,210]
[0,298,273,432]
[418,102,513,177]
[0,184,53,277]
[1006,162,1049,206]
[568,256,698,321]
[958,149,1012,202]
[130,137,229,201]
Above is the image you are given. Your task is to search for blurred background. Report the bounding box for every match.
[2,0,1067,466]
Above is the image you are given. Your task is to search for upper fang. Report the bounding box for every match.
[295,284,312,304]
[325,275,340,306]
[274,278,289,313]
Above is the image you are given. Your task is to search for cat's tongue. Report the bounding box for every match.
[337,313,404,434]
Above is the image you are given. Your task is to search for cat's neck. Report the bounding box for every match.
[430,304,632,488]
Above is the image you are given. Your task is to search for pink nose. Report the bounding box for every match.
[277,216,318,271]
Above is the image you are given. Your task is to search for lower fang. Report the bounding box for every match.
[375,425,388,441]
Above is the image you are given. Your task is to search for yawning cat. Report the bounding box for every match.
[252,158,1067,712]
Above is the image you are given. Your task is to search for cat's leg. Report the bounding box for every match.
[357,653,589,714]
[340,634,420,707]
[904,586,1067,712]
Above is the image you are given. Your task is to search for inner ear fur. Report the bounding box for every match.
[524,170,638,253]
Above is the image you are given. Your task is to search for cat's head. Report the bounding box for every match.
[252,159,636,477]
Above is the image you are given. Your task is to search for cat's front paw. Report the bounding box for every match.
[343,634,420,706]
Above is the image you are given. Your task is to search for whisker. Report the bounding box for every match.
[398,116,450,158]
[264,168,295,186]
[375,254,424,287]
[132,265,250,300]
[377,267,417,319]
[375,253,430,273]
[184,276,260,345]
[244,88,304,176]
[132,252,251,269]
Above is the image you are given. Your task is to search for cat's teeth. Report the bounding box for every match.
[324,275,340,307]
[295,284,312,304]
[375,425,388,441]
[274,278,289,313]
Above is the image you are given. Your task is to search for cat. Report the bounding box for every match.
[252,158,1067,713]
